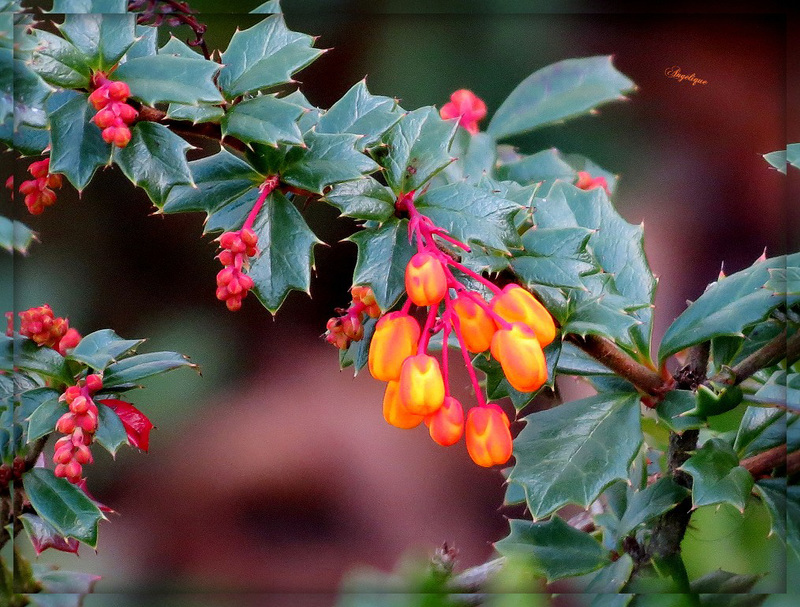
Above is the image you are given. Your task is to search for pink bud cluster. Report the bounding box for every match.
[325,285,382,350]
[89,76,137,148]
[17,158,63,215]
[54,374,103,484]
[216,228,258,311]
[18,304,81,355]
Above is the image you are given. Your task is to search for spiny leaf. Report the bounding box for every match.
[26,390,67,442]
[221,94,304,147]
[58,13,136,71]
[94,402,128,456]
[443,130,496,185]
[511,226,598,289]
[51,0,127,12]
[113,54,224,106]
[102,351,196,388]
[733,406,786,458]
[488,55,635,140]
[248,191,322,313]
[0,335,72,384]
[617,477,689,537]
[323,176,395,222]
[762,150,786,174]
[100,399,153,451]
[66,329,143,372]
[218,14,322,99]
[680,438,753,512]
[585,554,634,594]
[21,514,80,556]
[496,148,577,185]
[656,389,703,432]
[28,29,91,89]
[0,215,37,254]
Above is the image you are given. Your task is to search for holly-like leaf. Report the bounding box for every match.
[165,103,224,124]
[348,218,415,311]
[617,477,689,537]
[510,392,642,519]
[656,389,704,432]
[26,394,67,442]
[90,401,128,456]
[316,79,400,151]
[251,0,281,13]
[690,569,764,594]
[21,513,80,556]
[585,554,634,594]
[248,190,322,313]
[339,317,377,375]
[66,329,143,372]
[561,152,618,195]
[48,91,112,192]
[754,478,790,551]
[17,387,61,425]
[125,24,158,60]
[101,351,196,388]
[556,341,615,376]
[733,406,786,458]
[764,267,800,297]
[511,226,598,289]
[113,54,224,106]
[414,181,521,253]
[487,56,635,140]
[681,438,753,512]
[495,517,610,582]
[28,29,91,89]
[22,467,103,548]
[101,399,153,451]
[51,0,127,12]
[221,94,304,147]
[443,130,496,185]
[789,143,800,171]
[762,150,786,174]
[114,121,194,207]
[0,215,37,254]
[659,253,798,362]
[496,148,577,185]
[217,14,323,99]
[323,176,395,222]
[58,13,136,71]
[379,106,458,193]
[0,335,72,384]
[746,369,799,413]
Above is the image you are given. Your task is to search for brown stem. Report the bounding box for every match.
[712,329,800,386]
[23,436,47,472]
[135,105,248,154]
[741,444,788,478]
[567,334,670,397]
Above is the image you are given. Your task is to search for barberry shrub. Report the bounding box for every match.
[0,0,798,605]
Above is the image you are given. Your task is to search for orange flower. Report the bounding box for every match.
[398,353,445,415]
[405,252,448,307]
[383,381,424,429]
[452,294,496,352]
[465,404,512,467]
[439,89,487,135]
[490,284,556,346]
[490,322,547,393]
[425,396,464,446]
[368,312,421,381]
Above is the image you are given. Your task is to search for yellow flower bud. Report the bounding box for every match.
[368,312,420,381]
[398,353,445,415]
[490,284,557,346]
[490,322,547,393]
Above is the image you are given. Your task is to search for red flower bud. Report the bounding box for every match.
[117,102,138,124]
[107,80,131,101]
[439,89,487,135]
[490,322,547,393]
[112,126,132,148]
[398,353,445,416]
[88,87,110,110]
[56,413,76,434]
[93,108,116,128]
[28,159,50,179]
[452,294,496,353]
[382,380,424,429]
[342,315,364,341]
[405,252,448,307]
[57,328,82,355]
[368,312,420,381]
[425,396,464,446]
[465,404,512,467]
[490,284,557,347]
[70,395,89,414]
[85,374,103,394]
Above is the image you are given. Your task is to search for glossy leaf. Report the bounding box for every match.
[114,121,194,207]
[585,554,634,594]
[348,218,415,311]
[28,29,91,89]
[488,56,634,140]
[690,569,763,594]
[754,478,792,553]
[443,130,496,185]
[26,394,67,442]
[681,438,753,512]
[562,152,618,194]
[165,103,224,124]
[101,399,154,451]
[101,351,196,388]
[617,477,689,537]
[733,406,786,457]
[510,391,642,519]
[0,335,72,384]
[251,0,281,12]
[22,467,103,548]
[249,191,322,313]
[125,24,158,60]
[495,517,609,582]
[323,177,395,222]
[17,387,61,424]
[556,341,615,376]
[32,564,100,597]
[762,150,786,174]
[20,514,79,556]
[222,94,304,147]
[48,91,112,192]
[764,267,800,297]
[747,369,799,413]
[339,317,377,375]
[380,106,458,193]
[659,253,798,362]
[66,329,142,372]
[93,401,128,456]
[0,215,36,254]
[512,226,598,289]
[496,148,576,185]
[656,390,704,432]
[218,14,322,99]
[51,0,127,12]
[113,55,224,106]
[58,13,136,71]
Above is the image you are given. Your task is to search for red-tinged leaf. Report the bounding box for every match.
[99,399,153,452]
[76,478,114,514]
[20,513,80,556]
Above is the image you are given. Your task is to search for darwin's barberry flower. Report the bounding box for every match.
[465,404,513,467]
[398,353,446,416]
[325,285,380,350]
[405,252,448,307]
[351,285,381,318]
[54,374,103,484]
[490,284,557,346]
[368,312,420,381]
[89,76,137,148]
[215,228,258,311]
[18,304,82,355]
[426,396,464,446]
[18,158,63,215]
[452,294,496,353]
[490,322,548,393]
[439,89,487,135]
[383,380,424,429]
[575,171,611,195]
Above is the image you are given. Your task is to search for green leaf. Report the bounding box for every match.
[764,266,800,297]
[754,478,790,551]
[58,13,136,71]
[0,335,72,384]
[279,131,379,194]
[248,191,322,313]
[380,106,458,193]
[585,554,634,594]
[556,340,615,376]
[0,215,36,254]
[222,94,304,147]
[512,226,598,289]
[562,152,618,195]
[48,91,112,192]
[656,389,704,432]
[414,182,521,252]
[17,387,61,424]
[102,351,196,388]
[510,391,642,519]
[323,176,395,222]
[681,438,754,512]
[22,468,103,548]
[734,406,786,458]
[26,393,67,442]
[51,0,127,12]
[66,329,143,371]
[114,121,194,207]
[165,103,225,124]
[316,79,400,151]
[217,14,322,99]
[28,29,91,89]
[747,369,799,413]
[762,150,786,174]
[590,595,632,607]
[348,218,414,311]
[659,253,798,362]
[339,317,377,375]
[113,55,224,106]
[251,0,281,13]
[690,569,763,594]
[495,517,610,582]
[443,130,496,185]
[94,402,128,456]
[487,56,635,140]
[788,143,800,171]
[32,564,99,595]
[125,25,158,60]
[496,148,577,185]
[617,477,689,537]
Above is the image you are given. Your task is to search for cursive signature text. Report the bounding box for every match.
[665,66,708,86]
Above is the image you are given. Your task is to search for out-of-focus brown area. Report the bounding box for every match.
[12,2,791,598]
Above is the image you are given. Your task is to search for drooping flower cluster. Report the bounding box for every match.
[216,228,258,311]
[325,285,381,350]
[17,158,63,215]
[54,374,103,484]
[439,89,487,135]
[89,75,138,148]
[331,190,557,468]
[18,304,81,355]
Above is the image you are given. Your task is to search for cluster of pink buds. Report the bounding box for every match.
[0,457,25,490]
[16,158,63,215]
[54,374,103,484]
[325,285,381,350]
[575,171,611,195]
[18,304,81,355]
[216,228,258,312]
[439,89,487,135]
[89,74,137,148]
